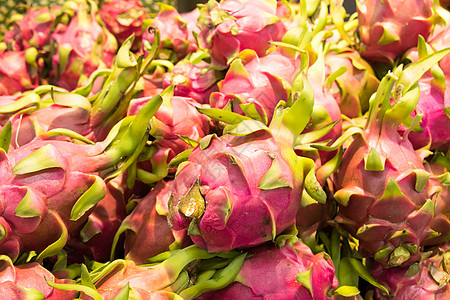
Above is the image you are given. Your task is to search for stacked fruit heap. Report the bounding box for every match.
[0,0,449,299]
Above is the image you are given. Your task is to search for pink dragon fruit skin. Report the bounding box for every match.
[371,245,450,300]
[4,95,92,150]
[128,95,211,161]
[333,63,443,267]
[66,178,127,262]
[51,1,117,91]
[112,180,191,265]
[197,0,286,69]
[356,0,434,63]
[198,240,338,300]
[0,95,162,260]
[210,48,298,124]
[421,153,450,247]
[143,4,199,62]
[0,50,38,96]
[162,59,221,105]
[99,0,148,51]
[0,255,77,299]
[4,6,55,51]
[325,48,379,118]
[168,129,303,252]
[405,74,449,150]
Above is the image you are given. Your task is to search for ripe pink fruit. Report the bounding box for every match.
[371,246,450,299]
[51,1,117,90]
[111,180,191,265]
[197,0,286,69]
[162,59,221,105]
[198,240,338,300]
[99,0,148,51]
[0,50,39,96]
[333,54,449,267]
[4,6,56,51]
[0,255,77,299]
[356,0,434,63]
[210,48,298,124]
[143,4,199,62]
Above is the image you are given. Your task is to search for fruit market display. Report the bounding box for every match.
[1,0,450,299]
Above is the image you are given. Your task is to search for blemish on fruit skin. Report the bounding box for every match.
[184,197,198,217]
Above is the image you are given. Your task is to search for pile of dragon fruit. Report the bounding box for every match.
[0,0,450,298]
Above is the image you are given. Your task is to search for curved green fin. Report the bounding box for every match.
[346,257,390,295]
[12,145,64,175]
[178,253,246,300]
[80,218,101,243]
[378,28,400,45]
[296,120,340,146]
[240,102,267,124]
[73,69,112,97]
[374,245,393,261]
[313,126,364,151]
[116,34,137,68]
[380,178,407,201]
[334,286,360,297]
[295,269,313,296]
[197,107,250,125]
[15,189,41,218]
[259,156,293,190]
[169,149,193,169]
[388,246,411,267]
[113,283,131,300]
[51,92,91,113]
[430,264,450,287]
[46,280,102,300]
[334,186,365,207]
[411,169,430,193]
[0,92,40,114]
[0,121,11,153]
[224,119,269,136]
[70,175,107,221]
[316,147,343,184]
[302,157,326,204]
[364,147,385,171]
[39,128,95,145]
[398,47,450,95]
[199,134,217,150]
[36,212,68,262]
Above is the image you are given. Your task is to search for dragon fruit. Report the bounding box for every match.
[128,93,210,162]
[210,48,298,124]
[62,245,245,300]
[0,255,77,299]
[422,152,450,247]
[304,42,342,164]
[197,0,286,69]
[332,50,450,267]
[325,48,379,118]
[162,56,222,104]
[4,6,56,51]
[168,85,326,252]
[142,3,199,62]
[356,0,435,63]
[0,49,39,96]
[51,0,117,91]
[111,180,191,265]
[66,178,127,262]
[0,33,160,148]
[198,239,338,300]
[370,245,450,299]
[99,0,148,51]
[0,94,162,260]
